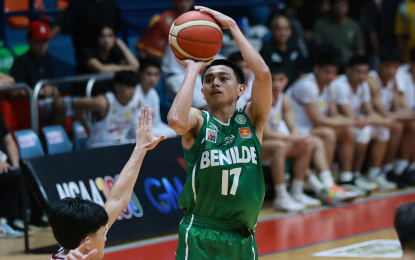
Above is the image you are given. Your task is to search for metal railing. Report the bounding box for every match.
[0,83,34,128]
[86,73,115,98]
[32,73,113,133]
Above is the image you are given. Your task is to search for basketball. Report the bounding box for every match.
[169,11,223,61]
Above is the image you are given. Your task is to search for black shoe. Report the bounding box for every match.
[29,218,49,228]
[401,169,415,186]
[386,171,408,189]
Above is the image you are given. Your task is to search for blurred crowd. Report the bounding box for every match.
[1,0,415,238]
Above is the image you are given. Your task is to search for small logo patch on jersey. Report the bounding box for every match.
[208,122,219,132]
[239,127,251,138]
[235,115,246,124]
[206,128,217,143]
[223,135,235,145]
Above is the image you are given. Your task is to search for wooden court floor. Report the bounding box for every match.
[2,189,414,260]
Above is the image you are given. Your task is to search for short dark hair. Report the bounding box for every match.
[410,48,415,62]
[314,52,340,68]
[49,198,109,250]
[201,59,245,85]
[348,55,369,68]
[395,202,415,252]
[114,70,140,86]
[380,49,401,63]
[228,51,244,64]
[139,56,161,72]
[269,66,287,76]
[94,23,116,40]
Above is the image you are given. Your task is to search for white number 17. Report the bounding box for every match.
[221,168,242,196]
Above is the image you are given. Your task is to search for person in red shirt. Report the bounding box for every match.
[135,0,194,58]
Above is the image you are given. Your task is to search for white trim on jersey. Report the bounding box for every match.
[185,214,195,260]
[192,166,197,203]
[251,234,256,260]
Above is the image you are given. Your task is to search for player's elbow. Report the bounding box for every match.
[255,63,271,81]
[167,119,187,135]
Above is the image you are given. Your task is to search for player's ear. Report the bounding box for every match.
[80,237,91,250]
[201,88,206,100]
[238,84,246,97]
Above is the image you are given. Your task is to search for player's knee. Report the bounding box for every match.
[321,127,336,143]
[273,141,287,156]
[375,127,390,142]
[354,126,371,144]
[342,127,355,143]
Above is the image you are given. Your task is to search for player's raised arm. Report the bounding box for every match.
[167,58,211,136]
[195,6,272,131]
[104,106,167,229]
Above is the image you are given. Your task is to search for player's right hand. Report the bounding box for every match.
[65,241,97,260]
[354,116,368,129]
[136,106,167,151]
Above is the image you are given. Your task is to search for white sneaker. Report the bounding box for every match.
[371,174,397,192]
[274,195,305,212]
[292,192,322,207]
[355,177,378,191]
[0,218,23,238]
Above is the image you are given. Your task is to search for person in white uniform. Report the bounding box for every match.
[136,57,177,138]
[73,70,142,148]
[368,52,415,187]
[286,53,360,199]
[262,67,345,211]
[228,51,255,110]
[331,55,396,192]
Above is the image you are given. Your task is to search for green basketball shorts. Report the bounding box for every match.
[175,212,258,260]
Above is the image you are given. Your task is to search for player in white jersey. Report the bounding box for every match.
[368,52,415,187]
[73,71,142,148]
[286,53,360,200]
[332,55,396,192]
[136,57,177,138]
[49,107,166,260]
[262,68,344,211]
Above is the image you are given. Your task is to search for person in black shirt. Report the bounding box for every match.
[260,14,312,89]
[11,21,66,126]
[49,0,121,64]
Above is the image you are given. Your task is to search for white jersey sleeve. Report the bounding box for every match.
[292,80,319,104]
[362,81,371,103]
[331,79,351,105]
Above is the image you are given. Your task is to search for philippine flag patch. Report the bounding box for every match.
[239,127,251,138]
[206,128,217,143]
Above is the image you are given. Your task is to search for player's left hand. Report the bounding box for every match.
[136,106,167,150]
[194,6,235,29]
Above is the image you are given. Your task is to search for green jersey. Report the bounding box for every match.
[178,109,265,232]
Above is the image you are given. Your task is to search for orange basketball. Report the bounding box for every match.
[169,11,223,61]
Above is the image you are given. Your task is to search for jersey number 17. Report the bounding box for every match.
[221,168,242,196]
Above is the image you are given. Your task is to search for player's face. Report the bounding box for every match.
[202,65,244,106]
[88,225,108,260]
[98,27,116,51]
[348,64,369,85]
[378,61,400,80]
[235,60,252,84]
[271,17,292,44]
[314,65,338,86]
[172,0,194,15]
[116,84,136,102]
[271,73,288,95]
[140,66,161,90]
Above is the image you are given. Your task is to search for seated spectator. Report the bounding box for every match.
[0,72,15,87]
[73,70,141,148]
[50,0,121,66]
[0,114,47,237]
[262,67,343,211]
[135,0,194,58]
[394,202,415,260]
[228,51,254,110]
[313,0,365,66]
[395,0,415,62]
[10,20,66,127]
[394,48,415,181]
[286,53,359,199]
[260,14,311,88]
[75,24,139,95]
[136,57,177,138]
[331,55,396,191]
[367,51,415,187]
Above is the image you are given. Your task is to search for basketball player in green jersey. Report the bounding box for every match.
[167,6,272,260]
